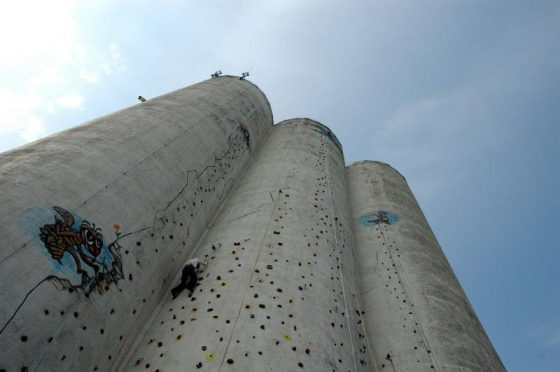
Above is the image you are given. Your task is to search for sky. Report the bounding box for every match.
[1,0,559,370]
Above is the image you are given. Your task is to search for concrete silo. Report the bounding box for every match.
[0,76,272,371]
[0,76,503,371]
[123,119,373,371]
[346,161,504,371]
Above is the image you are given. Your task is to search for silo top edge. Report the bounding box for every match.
[0,76,272,157]
[275,118,343,154]
[346,160,407,181]
[210,75,274,125]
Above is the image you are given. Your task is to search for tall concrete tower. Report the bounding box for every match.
[0,77,503,371]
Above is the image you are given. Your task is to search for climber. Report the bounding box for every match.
[171,258,208,299]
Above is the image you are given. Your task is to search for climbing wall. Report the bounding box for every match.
[124,119,374,372]
[345,161,505,371]
[0,76,272,371]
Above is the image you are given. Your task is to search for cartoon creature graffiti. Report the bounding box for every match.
[359,210,399,227]
[38,206,124,294]
[40,207,103,276]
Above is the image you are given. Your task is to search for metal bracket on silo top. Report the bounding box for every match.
[211,70,222,78]
[240,72,249,80]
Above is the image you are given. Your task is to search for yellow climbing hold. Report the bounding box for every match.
[204,352,215,361]
[176,334,183,341]
[282,334,292,342]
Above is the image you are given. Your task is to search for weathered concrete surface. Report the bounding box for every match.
[0,74,505,371]
[124,119,374,372]
[0,76,272,371]
[346,161,504,371]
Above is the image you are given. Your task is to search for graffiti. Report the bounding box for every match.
[313,126,335,141]
[0,126,250,334]
[38,206,124,294]
[313,126,343,152]
[359,210,399,226]
[114,224,122,239]
[239,122,251,149]
[1,125,249,337]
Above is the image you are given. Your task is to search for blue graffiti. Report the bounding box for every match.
[359,210,399,227]
[24,206,124,292]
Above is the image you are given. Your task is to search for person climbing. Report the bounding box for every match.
[171,258,208,299]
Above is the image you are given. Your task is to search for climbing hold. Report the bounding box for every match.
[204,352,215,361]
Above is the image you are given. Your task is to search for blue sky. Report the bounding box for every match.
[1,1,558,370]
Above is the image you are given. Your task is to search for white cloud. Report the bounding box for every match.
[19,115,48,143]
[374,94,463,168]
[0,0,82,68]
[110,42,127,71]
[0,0,83,147]
[546,333,560,347]
[98,42,127,75]
[99,57,113,75]
[0,85,84,150]
[79,70,100,83]
[0,2,127,149]
[526,319,560,352]
[55,93,84,109]
[544,324,560,347]
[0,89,47,143]
[26,67,65,86]
[368,84,485,203]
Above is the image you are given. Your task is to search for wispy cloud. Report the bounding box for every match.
[19,115,48,143]
[0,0,82,68]
[0,2,127,150]
[369,86,479,201]
[79,70,100,83]
[55,93,84,109]
[545,331,560,347]
[26,67,65,86]
[79,42,126,83]
[99,42,127,75]
[0,89,48,143]
[525,318,560,352]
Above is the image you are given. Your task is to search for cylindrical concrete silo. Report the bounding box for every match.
[124,119,373,372]
[0,76,272,371]
[346,161,504,371]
